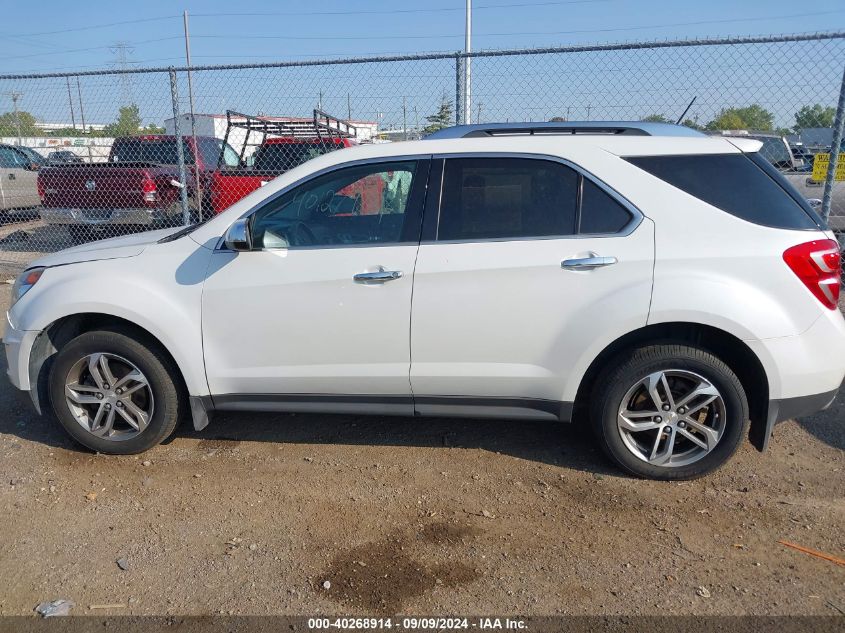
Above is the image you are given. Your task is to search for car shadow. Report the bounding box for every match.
[0,367,616,475]
[793,387,845,451]
[176,409,613,473]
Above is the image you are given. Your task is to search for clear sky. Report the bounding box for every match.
[1,1,844,133]
[1,0,843,75]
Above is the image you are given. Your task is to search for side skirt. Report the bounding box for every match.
[194,393,574,428]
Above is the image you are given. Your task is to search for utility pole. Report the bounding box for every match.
[6,92,23,144]
[347,93,351,120]
[586,103,592,119]
[414,105,419,139]
[76,77,87,133]
[402,96,407,141]
[463,0,472,125]
[66,78,76,130]
[318,90,323,111]
[183,10,202,217]
[476,102,482,124]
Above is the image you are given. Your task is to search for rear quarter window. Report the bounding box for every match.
[624,153,822,230]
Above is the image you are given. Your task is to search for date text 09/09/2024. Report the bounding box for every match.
[307,617,528,630]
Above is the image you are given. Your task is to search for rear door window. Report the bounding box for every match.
[111,139,194,165]
[437,157,579,240]
[624,153,821,230]
[579,179,633,234]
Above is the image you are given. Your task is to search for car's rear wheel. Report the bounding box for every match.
[590,344,749,480]
[48,327,184,454]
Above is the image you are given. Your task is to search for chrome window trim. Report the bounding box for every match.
[215,153,433,252]
[426,151,643,244]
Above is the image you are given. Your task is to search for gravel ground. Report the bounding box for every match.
[0,276,843,618]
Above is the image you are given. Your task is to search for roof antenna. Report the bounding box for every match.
[676,96,697,124]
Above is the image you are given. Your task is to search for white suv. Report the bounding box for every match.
[4,122,844,480]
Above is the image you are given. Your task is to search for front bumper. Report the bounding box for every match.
[3,312,39,392]
[40,207,173,227]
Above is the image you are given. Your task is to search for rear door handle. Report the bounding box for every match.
[353,269,403,283]
[8,173,15,180]
[561,255,618,270]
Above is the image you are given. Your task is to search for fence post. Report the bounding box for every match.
[822,61,845,224]
[168,67,191,226]
[455,53,464,126]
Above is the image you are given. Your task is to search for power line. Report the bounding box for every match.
[0,37,182,62]
[2,15,179,38]
[186,10,845,41]
[191,0,611,18]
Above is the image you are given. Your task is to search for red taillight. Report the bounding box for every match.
[37,176,45,201]
[141,177,158,204]
[783,239,841,310]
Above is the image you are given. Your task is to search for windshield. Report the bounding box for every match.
[252,141,343,172]
[18,147,48,165]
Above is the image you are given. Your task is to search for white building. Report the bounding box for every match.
[33,122,107,134]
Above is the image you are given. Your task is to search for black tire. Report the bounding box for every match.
[48,326,184,454]
[590,344,749,480]
[67,225,107,244]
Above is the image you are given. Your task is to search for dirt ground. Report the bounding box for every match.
[0,280,843,619]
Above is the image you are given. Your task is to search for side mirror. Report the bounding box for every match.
[224,218,253,251]
[26,162,39,171]
[807,198,823,209]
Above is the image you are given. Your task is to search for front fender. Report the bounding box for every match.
[11,240,212,399]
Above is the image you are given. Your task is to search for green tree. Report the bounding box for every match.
[794,104,836,131]
[681,117,704,131]
[0,110,40,137]
[641,114,670,123]
[102,104,143,137]
[706,104,774,131]
[423,95,454,134]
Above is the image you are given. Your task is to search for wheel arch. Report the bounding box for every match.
[28,312,192,420]
[572,321,771,451]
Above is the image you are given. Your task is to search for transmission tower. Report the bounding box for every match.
[110,41,136,104]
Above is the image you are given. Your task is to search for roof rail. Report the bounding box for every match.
[425,121,705,139]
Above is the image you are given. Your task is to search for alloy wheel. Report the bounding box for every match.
[64,353,154,441]
[616,369,726,468]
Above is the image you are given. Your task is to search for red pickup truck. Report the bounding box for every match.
[209,136,356,213]
[39,135,240,242]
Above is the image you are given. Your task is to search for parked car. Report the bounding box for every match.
[15,146,49,169]
[715,130,845,232]
[47,150,84,164]
[790,144,814,172]
[6,121,844,480]
[0,143,41,214]
[38,135,240,243]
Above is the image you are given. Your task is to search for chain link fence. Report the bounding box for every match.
[0,31,844,273]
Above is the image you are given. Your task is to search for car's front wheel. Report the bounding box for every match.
[48,327,184,454]
[590,344,749,480]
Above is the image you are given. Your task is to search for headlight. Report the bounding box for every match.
[11,267,45,306]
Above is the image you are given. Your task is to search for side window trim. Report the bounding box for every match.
[428,152,642,243]
[219,154,434,251]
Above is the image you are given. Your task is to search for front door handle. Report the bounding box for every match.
[353,269,403,283]
[561,254,618,270]
[8,173,15,180]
